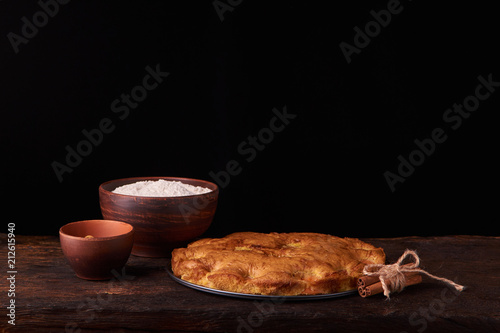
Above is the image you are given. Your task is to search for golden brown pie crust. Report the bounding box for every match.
[171,232,385,295]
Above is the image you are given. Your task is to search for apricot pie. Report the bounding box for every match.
[171,232,385,295]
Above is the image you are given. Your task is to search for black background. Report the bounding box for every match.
[1,1,498,238]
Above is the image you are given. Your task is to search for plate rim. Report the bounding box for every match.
[166,263,357,301]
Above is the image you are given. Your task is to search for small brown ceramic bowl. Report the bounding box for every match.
[59,220,134,280]
[99,176,219,257]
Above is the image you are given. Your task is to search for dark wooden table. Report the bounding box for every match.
[1,234,499,332]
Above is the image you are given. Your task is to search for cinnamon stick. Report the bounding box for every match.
[358,272,422,298]
[358,275,380,288]
[358,263,417,288]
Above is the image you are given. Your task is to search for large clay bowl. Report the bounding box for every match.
[59,220,134,280]
[99,176,219,257]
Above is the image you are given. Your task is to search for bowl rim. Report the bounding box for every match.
[98,176,219,199]
[59,219,134,241]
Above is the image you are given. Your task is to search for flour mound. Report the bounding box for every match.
[112,179,211,197]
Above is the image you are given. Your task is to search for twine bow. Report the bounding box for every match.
[363,249,465,298]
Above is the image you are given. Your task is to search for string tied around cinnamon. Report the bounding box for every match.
[362,249,465,299]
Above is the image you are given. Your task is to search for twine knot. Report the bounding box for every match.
[363,249,465,298]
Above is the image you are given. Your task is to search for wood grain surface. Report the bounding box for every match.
[1,234,499,332]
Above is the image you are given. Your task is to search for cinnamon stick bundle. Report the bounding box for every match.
[358,249,464,299]
[358,271,422,298]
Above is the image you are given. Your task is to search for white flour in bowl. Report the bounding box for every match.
[112,179,212,197]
